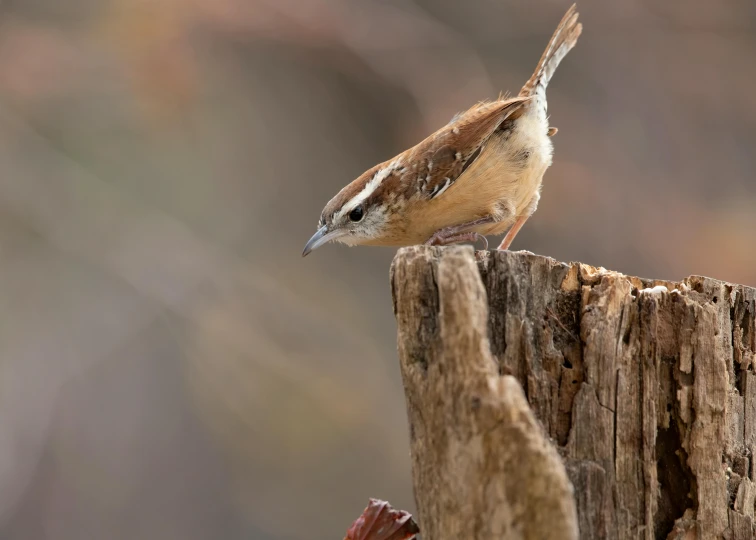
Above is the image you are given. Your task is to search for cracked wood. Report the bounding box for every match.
[390,246,756,540]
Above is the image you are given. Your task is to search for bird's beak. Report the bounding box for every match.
[302,226,346,257]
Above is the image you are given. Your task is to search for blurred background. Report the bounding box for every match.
[0,0,754,538]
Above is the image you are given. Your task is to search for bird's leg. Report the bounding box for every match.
[424,216,494,248]
[497,215,529,250]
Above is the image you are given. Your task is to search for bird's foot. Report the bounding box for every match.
[425,231,488,250]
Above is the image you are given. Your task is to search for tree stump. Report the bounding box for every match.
[390,246,756,540]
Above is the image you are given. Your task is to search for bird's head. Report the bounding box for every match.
[302,158,407,257]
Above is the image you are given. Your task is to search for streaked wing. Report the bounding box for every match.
[407,97,529,200]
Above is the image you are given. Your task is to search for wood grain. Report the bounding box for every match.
[390,246,756,540]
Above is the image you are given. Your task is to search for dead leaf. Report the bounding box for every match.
[344,499,419,540]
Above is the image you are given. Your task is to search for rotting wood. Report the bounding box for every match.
[390,245,756,540]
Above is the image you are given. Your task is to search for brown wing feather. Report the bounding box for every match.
[407,97,530,200]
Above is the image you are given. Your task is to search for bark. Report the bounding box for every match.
[390,246,756,540]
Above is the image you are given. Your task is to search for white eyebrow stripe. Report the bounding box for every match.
[336,158,402,220]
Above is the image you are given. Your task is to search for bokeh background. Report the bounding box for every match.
[0,0,754,538]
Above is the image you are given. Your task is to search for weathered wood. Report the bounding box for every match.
[391,246,578,540]
[390,246,756,540]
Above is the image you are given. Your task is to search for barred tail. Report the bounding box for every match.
[520,4,582,112]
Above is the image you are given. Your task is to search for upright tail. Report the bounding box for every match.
[520,4,582,112]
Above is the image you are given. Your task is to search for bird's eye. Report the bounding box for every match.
[348,206,364,222]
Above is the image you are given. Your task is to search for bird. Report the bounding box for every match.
[303,4,582,257]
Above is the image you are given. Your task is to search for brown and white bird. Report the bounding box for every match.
[303,5,582,257]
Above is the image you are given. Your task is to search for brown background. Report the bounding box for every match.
[0,0,754,538]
